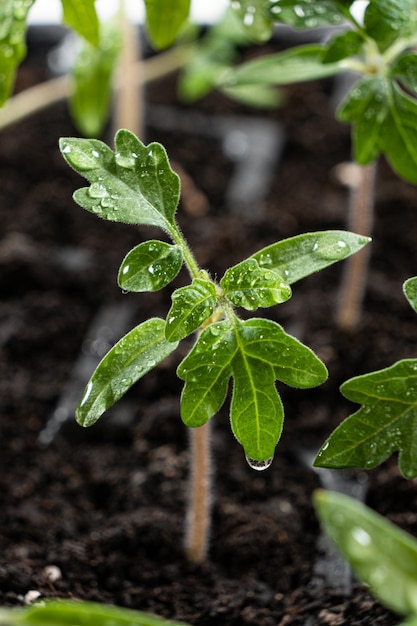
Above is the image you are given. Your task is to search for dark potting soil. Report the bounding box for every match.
[1,39,417,626]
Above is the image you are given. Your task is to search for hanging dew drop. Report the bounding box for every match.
[246,456,273,471]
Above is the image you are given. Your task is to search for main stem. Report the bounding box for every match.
[185,422,212,562]
[336,161,377,331]
[169,221,213,562]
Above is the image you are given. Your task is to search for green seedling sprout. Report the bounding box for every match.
[315,276,417,479]
[59,128,369,561]
[222,0,417,330]
[314,489,417,624]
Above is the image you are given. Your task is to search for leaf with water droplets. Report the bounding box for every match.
[118,240,183,292]
[364,0,415,52]
[314,359,417,478]
[220,258,291,311]
[178,320,235,427]
[0,0,36,106]
[314,489,417,617]
[230,0,274,42]
[252,230,371,285]
[165,279,217,342]
[403,276,417,314]
[76,318,179,427]
[70,21,121,137]
[144,0,191,49]
[59,130,180,231]
[61,0,100,47]
[268,0,346,29]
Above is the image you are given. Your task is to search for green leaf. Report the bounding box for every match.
[165,279,217,342]
[314,490,417,617]
[144,0,191,49]
[0,0,36,106]
[76,318,178,427]
[269,0,346,29]
[118,240,183,292]
[390,51,417,95]
[224,44,344,87]
[179,317,327,461]
[230,0,274,42]
[221,83,282,108]
[364,0,416,51]
[239,318,328,389]
[61,0,100,47]
[0,599,190,626]
[59,130,180,231]
[339,76,417,183]
[70,21,121,137]
[220,258,291,311]
[338,76,389,164]
[252,230,371,285]
[404,277,417,314]
[314,359,417,478]
[178,320,235,427]
[322,29,363,64]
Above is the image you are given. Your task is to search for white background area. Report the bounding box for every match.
[29,0,230,25]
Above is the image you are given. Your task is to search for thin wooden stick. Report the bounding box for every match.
[335,161,377,331]
[185,422,212,562]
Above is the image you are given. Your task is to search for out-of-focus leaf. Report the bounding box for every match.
[70,22,121,137]
[61,0,100,47]
[230,0,273,42]
[144,0,191,49]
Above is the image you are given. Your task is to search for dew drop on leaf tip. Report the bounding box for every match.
[246,456,273,471]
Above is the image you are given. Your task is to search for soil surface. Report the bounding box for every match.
[1,31,417,625]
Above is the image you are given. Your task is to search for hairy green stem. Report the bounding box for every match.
[185,421,212,562]
[336,161,377,331]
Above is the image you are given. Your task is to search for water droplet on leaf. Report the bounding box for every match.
[246,456,273,471]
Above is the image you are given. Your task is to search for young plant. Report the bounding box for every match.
[59,128,369,561]
[314,276,417,479]
[314,489,417,625]
[221,0,417,329]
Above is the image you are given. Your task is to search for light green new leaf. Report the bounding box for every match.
[118,240,183,292]
[144,0,191,49]
[269,0,346,29]
[0,599,190,626]
[223,45,344,87]
[61,0,100,47]
[404,277,417,314]
[70,21,121,137]
[239,318,328,388]
[0,0,36,106]
[314,490,417,617]
[252,231,371,285]
[230,0,273,42]
[59,130,180,231]
[314,359,417,478]
[76,318,178,427]
[165,279,217,342]
[220,258,291,311]
[364,0,415,51]
[178,320,235,427]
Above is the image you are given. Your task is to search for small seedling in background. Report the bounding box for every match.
[315,277,417,479]
[314,489,417,625]
[223,0,417,330]
[59,128,369,560]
